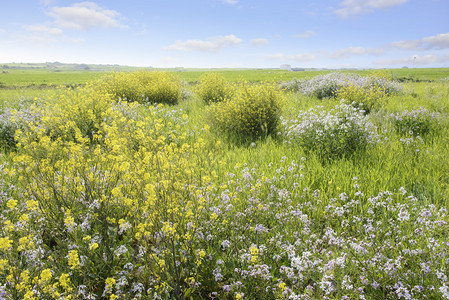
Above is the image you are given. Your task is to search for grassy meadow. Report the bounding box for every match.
[0,67,449,299]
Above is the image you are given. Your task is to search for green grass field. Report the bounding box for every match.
[2,65,448,88]
[0,69,104,87]
[1,67,448,299]
[2,66,448,107]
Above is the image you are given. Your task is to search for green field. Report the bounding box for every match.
[0,69,104,87]
[2,66,448,109]
[1,67,448,299]
[2,65,448,88]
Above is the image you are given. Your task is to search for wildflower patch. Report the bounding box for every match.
[98,70,183,105]
[282,101,380,160]
[391,107,440,137]
[207,82,283,143]
[196,73,235,104]
[0,71,448,299]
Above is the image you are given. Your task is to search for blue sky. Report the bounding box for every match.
[1,0,448,68]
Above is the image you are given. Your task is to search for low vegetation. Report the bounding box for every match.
[206,82,283,143]
[282,101,380,160]
[0,69,448,299]
[391,107,440,137]
[196,73,235,104]
[98,71,183,105]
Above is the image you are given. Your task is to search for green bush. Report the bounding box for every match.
[38,85,113,144]
[335,83,388,114]
[196,73,235,104]
[99,70,183,105]
[207,83,283,143]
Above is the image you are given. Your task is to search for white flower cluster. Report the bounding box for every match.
[281,72,402,99]
[391,107,440,137]
[281,101,380,159]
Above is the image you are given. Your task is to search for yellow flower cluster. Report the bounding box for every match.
[368,70,393,81]
[68,250,80,269]
[336,82,388,114]
[37,83,113,143]
[2,77,219,298]
[207,82,284,142]
[196,72,235,104]
[250,245,259,263]
[0,237,12,251]
[98,70,183,105]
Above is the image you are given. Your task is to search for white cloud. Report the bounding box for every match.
[23,24,64,36]
[14,2,125,45]
[164,35,242,53]
[331,46,384,58]
[295,30,317,39]
[250,38,268,45]
[48,2,125,30]
[334,0,409,18]
[388,40,422,50]
[373,54,449,66]
[221,0,238,4]
[267,53,316,62]
[388,32,449,50]
[20,24,64,44]
[20,24,85,44]
[422,33,449,50]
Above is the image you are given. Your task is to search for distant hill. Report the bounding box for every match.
[1,62,143,72]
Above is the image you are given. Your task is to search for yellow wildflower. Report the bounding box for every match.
[68,250,80,269]
[6,199,17,209]
[278,282,286,291]
[39,268,52,283]
[59,273,72,291]
[0,237,12,251]
[0,259,8,272]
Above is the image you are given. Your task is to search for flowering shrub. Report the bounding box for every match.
[391,107,440,137]
[99,70,183,105]
[37,85,114,144]
[298,72,351,99]
[207,82,283,142]
[335,83,388,114]
[282,101,380,159]
[2,86,214,299]
[98,71,140,101]
[109,101,191,152]
[368,72,402,95]
[196,73,235,104]
[282,72,402,103]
